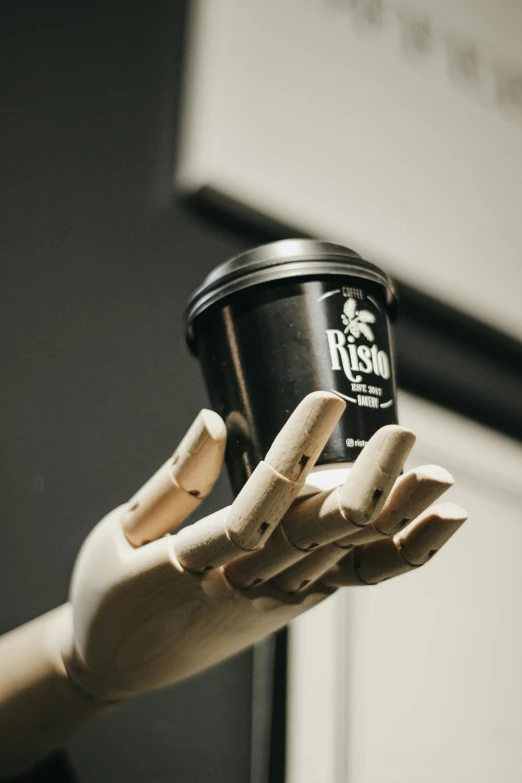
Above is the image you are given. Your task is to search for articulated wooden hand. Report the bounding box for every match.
[0,392,467,774]
[61,391,466,700]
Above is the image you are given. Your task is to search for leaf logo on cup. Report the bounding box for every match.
[341,297,376,342]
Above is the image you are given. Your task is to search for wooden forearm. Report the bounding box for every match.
[0,604,119,777]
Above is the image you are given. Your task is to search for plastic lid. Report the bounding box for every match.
[186,238,397,337]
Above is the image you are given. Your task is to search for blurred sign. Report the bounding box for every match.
[179,0,522,340]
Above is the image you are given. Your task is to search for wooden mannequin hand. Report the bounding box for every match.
[0,392,468,774]
[60,392,467,701]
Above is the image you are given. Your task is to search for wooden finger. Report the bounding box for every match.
[321,502,468,587]
[334,464,454,549]
[281,487,357,552]
[173,392,345,572]
[395,502,467,566]
[173,508,245,573]
[224,392,345,550]
[280,425,415,552]
[122,409,226,546]
[338,424,416,526]
[271,544,347,594]
[224,525,307,589]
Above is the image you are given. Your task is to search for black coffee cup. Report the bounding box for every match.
[186,239,398,495]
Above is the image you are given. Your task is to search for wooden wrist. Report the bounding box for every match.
[0,605,120,777]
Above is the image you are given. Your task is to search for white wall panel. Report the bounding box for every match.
[179,0,522,339]
[287,393,522,782]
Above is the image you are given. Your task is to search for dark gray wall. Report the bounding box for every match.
[0,2,255,780]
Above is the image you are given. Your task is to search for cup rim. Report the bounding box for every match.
[185,239,397,346]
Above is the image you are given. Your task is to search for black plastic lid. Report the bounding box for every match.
[186,239,397,340]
